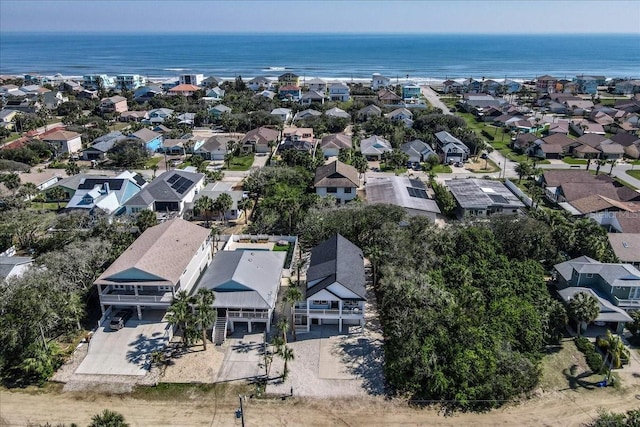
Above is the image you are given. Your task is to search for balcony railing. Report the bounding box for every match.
[99,291,173,304]
[294,307,363,317]
[616,298,640,309]
[228,310,269,319]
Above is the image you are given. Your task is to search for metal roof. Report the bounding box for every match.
[445,178,524,210]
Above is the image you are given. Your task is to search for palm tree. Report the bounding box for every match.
[214,193,233,223]
[607,159,617,176]
[237,197,253,225]
[514,161,532,182]
[602,331,630,370]
[1,172,21,194]
[194,195,214,227]
[283,283,303,341]
[191,288,216,350]
[278,345,295,380]
[277,317,290,344]
[88,409,129,427]
[166,291,193,348]
[595,159,606,176]
[48,186,66,210]
[151,163,159,179]
[484,146,494,169]
[568,291,600,337]
[65,161,80,176]
[19,182,39,202]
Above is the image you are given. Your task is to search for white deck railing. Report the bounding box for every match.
[228,310,269,319]
[99,292,173,304]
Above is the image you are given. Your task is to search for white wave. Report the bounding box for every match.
[163,68,190,72]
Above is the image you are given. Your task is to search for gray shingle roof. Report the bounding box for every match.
[125,170,203,206]
[445,179,524,210]
[306,234,366,300]
[366,175,441,216]
[314,160,359,188]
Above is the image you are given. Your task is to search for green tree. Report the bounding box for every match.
[278,345,295,380]
[514,161,533,182]
[585,409,640,427]
[194,195,214,227]
[166,291,195,348]
[1,172,21,194]
[567,291,600,337]
[135,209,157,233]
[65,161,80,176]
[214,193,233,222]
[191,288,216,351]
[48,186,66,210]
[352,153,368,179]
[277,317,290,344]
[237,197,253,225]
[18,182,39,202]
[88,409,130,427]
[626,310,640,337]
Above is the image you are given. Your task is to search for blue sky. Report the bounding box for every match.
[1,0,639,34]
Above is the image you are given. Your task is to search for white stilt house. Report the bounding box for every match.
[296,234,366,333]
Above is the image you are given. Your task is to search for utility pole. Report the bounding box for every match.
[238,395,245,427]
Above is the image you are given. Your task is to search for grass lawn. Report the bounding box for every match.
[111,122,130,131]
[540,337,620,393]
[225,153,255,171]
[626,170,640,180]
[2,132,21,143]
[469,158,500,174]
[145,156,162,168]
[31,201,67,210]
[430,164,452,173]
[630,160,640,166]
[563,157,588,165]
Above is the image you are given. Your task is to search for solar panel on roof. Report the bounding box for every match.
[488,194,508,204]
[406,186,428,199]
[167,174,180,184]
[409,179,424,189]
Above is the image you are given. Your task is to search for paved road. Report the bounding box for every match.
[420,85,451,114]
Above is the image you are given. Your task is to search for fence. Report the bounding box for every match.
[504,179,533,208]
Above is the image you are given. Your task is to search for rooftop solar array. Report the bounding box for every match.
[406,186,428,199]
[169,175,194,194]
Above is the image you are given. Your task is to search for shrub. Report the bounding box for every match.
[574,337,606,374]
[481,130,495,141]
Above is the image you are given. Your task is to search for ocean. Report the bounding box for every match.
[0,32,638,82]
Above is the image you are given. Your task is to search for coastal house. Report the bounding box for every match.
[614,79,640,95]
[196,249,286,335]
[377,88,402,105]
[607,233,640,268]
[280,127,315,152]
[319,133,352,158]
[300,90,326,105]
[270,108,292,123]
[95,218,212,321]
[134,85,163,102]
[195,135,236,160]
[179,74,204,86]
[168,84,200,97]
[307,77,328,93]
[295,234,366,333]
[129,128,163,152]
[99,95,128,114]
[360,135,392,160]
[124,170,205,217]
[203,87,225,102]
[293,109,322,122]
[63,171,146,216]
[385,107,413,122]
[146,108,174,124]
[314,160,359,205]
[402,83,421,100]
[82,131,128,161]
[462,78,482,94]
[442,80,464,94]
[44,171,145,207]
[247,76,272,91]
[41,130,82,156]
[371,73,391,90]
[189,181,244,221]
[536,75,558,93]
[365,175,441,221]
[357,104,382,120]
[553,256,637,333]
[278,72,300,87]
[115,74,147,90]
[241,127,280,154]
[119,111,149,122]
[611,132,640,159]
[324,107,350,119]
[202,76,223,88]
[328,82,350,102]
[434,131,470,164]
[42,91,68,109]
[0,255,34,282]
[278,85,302,101]
[445,178,525,219]
[575,75,603,94]
[82,74,115,90]
[209,104,232,117]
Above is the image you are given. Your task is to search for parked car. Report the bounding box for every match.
[480,153,488,159]
[412,163,422,171]
[109,309,133,330]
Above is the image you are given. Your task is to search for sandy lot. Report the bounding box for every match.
[161,341,225,383]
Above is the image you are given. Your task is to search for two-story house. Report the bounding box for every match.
[328,82,350,102]
[402,83,421,100]
[434,131,470,163]
[278,72,300,87]
[129,128,163,152]
[294,234,366,333]
[319,133,352,158]
[99,95,128,114]
[241,126,280,154]
[95,218,212,321]
[42,129,82,156]
[314,160,359,205]
[116,74,147,90]
[82,74,116,90]
[371,73,391,90]
[278,85,302,101]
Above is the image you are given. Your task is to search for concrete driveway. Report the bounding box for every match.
[76,310,170,376]
[215,325,265,382]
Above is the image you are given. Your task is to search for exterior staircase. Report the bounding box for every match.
[213,316,228,345]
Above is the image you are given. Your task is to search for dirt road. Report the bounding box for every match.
[2,385,639,427]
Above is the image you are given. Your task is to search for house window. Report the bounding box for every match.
[113,284,126,290]
[586,273,593,278]
[344,187,352,194]
[312,300,328,306]
[327,187,337,193]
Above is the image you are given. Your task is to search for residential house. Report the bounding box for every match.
[17,169,62,192]
[385,107,413,122]
[247,76,272,91]
[99,95,128,114]
[176,112,196,126]
[4,98,40,114]
[366,174,441,221]
[0,109,18,130]
[129,128,163,152]
[325,107,350,119]
[360,135,392,160]
[76,89,99,100]
[295,234,366,333]
[242,127,279,154]
[115,74,147,90]
[42,130,82,156]
[196,249,286,335]
[189,181,243,221]
[615,79,640,95]
[209,104,232,118]
[536,75,557,93]
[462,78,482,94]
[133,85,163,102]
[501,79,522,94]
[610,132,640,159]
[529,141,564,160]
[201,76,223,88]
[554,256,637,333]
[357,104,382,120]
[42,91,68,109]
[64,171,146,216]
[280,127,315,152]
[371,73,391,90]
[146,108,174,124]
[119,111,149,122]
[278,72,300,87]
[82,74,115,90]
[442,79,463,94]
[270,108,292,123]
[293,109,322,122]
[512,133,539,153]
[400,139,437,164]
[95,218,212,320]
[402,83,421,100]
[278,85,302,101]
[254,90,276,100]
[434,131,470,163]
[319,133,352,158]
[0,255,34,282]
[314,160,359,204]
[307,77,328,93]
[179,74,204,86]
[160,138,187,156]
[195,135,236,160]
[445,178,525,219]
[299,90,326,105]
[44,170,144,203]
[598,211,640,234]
[82,131,128,160]
[607,234,640,268]
[124,170,205,217]
[328,82,350,102]
[203,87,225,102]
[168,84,200,97]
[377,88,401,105]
